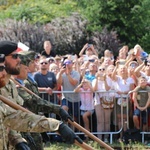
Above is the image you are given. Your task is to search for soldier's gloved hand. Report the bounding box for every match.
[59,108,74,122]
[58,123,83,144]
[15,142,30,150]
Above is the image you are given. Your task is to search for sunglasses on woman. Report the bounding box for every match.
[40,62,48,65]
[99,68,105,71]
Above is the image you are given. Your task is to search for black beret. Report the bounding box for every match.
[0,41,17,56]
[0,54,5,63]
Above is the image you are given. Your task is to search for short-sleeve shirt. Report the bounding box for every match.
[113,76,135,97]
[62,70,80,102]
[79,88,94,110]
[34,71,57,101]
[134,86,150,107]
[41,51,56,58]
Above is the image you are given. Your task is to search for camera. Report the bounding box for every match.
[119,60,126,65]
[144,59,148,66]
[88,44,92,48]
[62,63,66,68]
[89,59,95,62]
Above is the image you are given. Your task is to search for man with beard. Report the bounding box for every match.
[0,54,82,150]
[0,41,82,150]
[0,42,27,149]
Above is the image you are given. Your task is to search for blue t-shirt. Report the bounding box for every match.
[33,71,57,102]
[84,73,96,83]
[34,71,56,88]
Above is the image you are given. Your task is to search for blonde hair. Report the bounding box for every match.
[49,63,58,71]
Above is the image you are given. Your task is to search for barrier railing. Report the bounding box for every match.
[39,90,134,144]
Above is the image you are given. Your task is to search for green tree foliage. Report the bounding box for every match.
[0,0,149,52]
[77,0,150,51]
[0,0,78,24]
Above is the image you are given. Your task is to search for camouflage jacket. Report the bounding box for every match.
[24,77,39,95]
[0,80,25,149]
[17,78,61,115]
[0,100,60,150]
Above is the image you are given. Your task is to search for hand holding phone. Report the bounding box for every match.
[144,59,148,66]
[89,59,95,62]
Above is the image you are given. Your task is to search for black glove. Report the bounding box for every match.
[15,142,30,150]
[59,108,74,122]
[58,123,83,144]
[26,134,36,149]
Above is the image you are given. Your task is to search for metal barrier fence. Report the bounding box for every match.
[39,90,150,144]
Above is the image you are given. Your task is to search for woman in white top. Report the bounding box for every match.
[112,63,135,134]
[92,65,114,142]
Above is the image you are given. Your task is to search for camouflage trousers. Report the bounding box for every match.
[21,132,44,150]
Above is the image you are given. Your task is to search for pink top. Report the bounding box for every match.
[79,88,94,110]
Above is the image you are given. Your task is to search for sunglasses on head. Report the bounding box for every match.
[0,66,5,72]
[9,53,19,59]
[99,68,105,71]
[40,62,48,65]
[130,63,137,68]
[64,60,72,65]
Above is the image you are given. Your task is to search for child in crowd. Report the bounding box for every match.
[74,78,94,141]
[133,76,150,131]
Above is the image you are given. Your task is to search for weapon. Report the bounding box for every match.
[11,78,114,150]
[0,95,94,150]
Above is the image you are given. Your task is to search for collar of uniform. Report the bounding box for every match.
[28,73,36,83]
[15,78,24,86]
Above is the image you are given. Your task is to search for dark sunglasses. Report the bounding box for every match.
[49,59,54,63]
[40,62,48,65]
[0,66,5,72]
[9,53,19,59]
[99,68,105,71]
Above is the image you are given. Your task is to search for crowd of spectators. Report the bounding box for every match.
[29,40,150,143]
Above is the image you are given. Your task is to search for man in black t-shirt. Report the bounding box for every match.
[41,40,56,58]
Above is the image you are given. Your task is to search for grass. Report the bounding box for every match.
[43,140,149,150]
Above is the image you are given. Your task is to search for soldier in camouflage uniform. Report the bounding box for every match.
[14,51,73,149]
[0,54,82,149]
[0,42,30,150]
[0,41,82,150]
